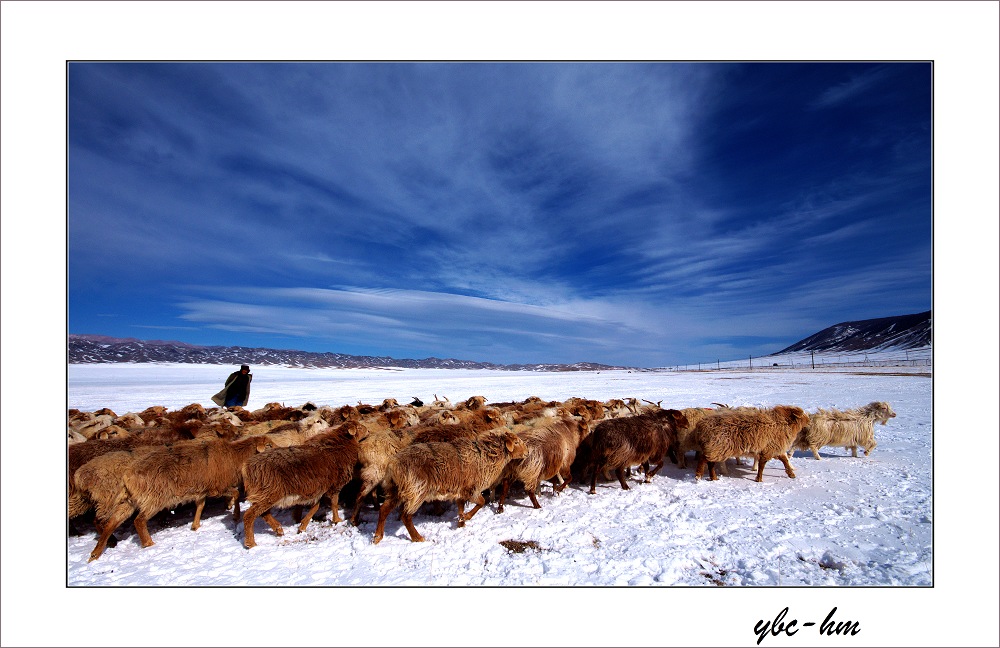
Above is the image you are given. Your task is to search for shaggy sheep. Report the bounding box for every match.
[348,427,410,526]
[790,401,896,459]
[457,395,488,410]
[406,408,508,440]
[137,405,168,421]
[67,419,221,525]
[348,410,498,526]
[241,421,368,548]
[71,414,115,440]
[379,398,401,410]
[563,397,606,422]
[603,399,631,419]
[372,429,528,543]
[495,412,592,512]
[675,407,717,469]
[582,409,689,494]
[240,402,309,424]
[83,435,275,561]
[71,445,165,559]
[113,412,147,430]
[693,405,809,482]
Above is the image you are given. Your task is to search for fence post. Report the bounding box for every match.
[749,355,753,370]
[811,351,815,369]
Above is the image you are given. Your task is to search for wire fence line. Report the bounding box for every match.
[662,348,933,372]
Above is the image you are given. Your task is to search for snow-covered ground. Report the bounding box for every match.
[65,361,933,590]
[8,353,996,646]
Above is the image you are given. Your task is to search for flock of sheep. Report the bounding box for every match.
[68,394,896,561]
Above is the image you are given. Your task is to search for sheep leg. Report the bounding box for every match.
[400,510,424,542]
[372,494,399,544]
[709,461,719,481]
[297,501,322,533]
[88,504,132,562]
[776,453,796,479]
[589,467,600,494]
[526,488,542,509]
[191,497,206,531]
[328,490,343,524]
[459,493,488,523]
[553,469,571,493]
[851,446,859,458]
[242,503,264,549]
[262,512,284,536]
[291,505,304,524]
[755,454,767,482]
[496,478,511,513]
[228,488,242,522]
[695,457,707,480]
[134,512,156,548]
[350,481,375,526]
[615,467,631,490]
[810,446,821,460]
[644,459,664,482]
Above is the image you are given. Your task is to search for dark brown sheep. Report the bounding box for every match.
[583,409,689,494]
[372,429,528,544]
[241,421,369,548]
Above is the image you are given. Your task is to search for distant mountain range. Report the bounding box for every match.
[774,310,931,354]
[68,311,931,370]
[66,335,629,372]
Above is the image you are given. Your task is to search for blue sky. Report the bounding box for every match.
[68,62,931,367]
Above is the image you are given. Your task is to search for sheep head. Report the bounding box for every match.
[865,401,897,424]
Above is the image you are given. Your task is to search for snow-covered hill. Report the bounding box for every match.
[776,311,931,354]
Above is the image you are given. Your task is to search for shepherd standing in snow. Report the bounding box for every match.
[212,364,252,408]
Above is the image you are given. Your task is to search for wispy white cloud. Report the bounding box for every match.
[810,65,895,110]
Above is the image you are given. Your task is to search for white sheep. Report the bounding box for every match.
[790,401,896,459]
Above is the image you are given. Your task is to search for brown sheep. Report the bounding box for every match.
[372,429,528,543]
[675,407,717,469]
[405,408,508,441]
[358,406,420,434]
[603,399,631,419]
[563,397,606,422]
[137,405,168,421]
[71,413,115,439]
[240,402,309,424]
[113,412,147,430]
[582,409,689,494]
[693,405,810,482]
[495,413,593,512]
[457,395,488,410]
[493,399,563,427]
[241,421,368,548]
[349,428,410,526]
[71,445,166,558]
[68,419,215,524]
[790,401,896,459]
[83,435,275,561]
